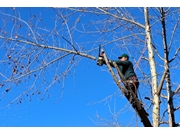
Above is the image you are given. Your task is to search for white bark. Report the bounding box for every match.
[144,7,159,127]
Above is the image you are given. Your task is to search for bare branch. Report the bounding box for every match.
[5,53,71,82]
[61,36,78,53]
[0,36,96,60]
[168,15,180,49]
[87,91,120,105]
[102,49,127,94]
[0,11,38,44]
[173,85,180,95]
[160,108,168,124]
[169,46,180,63]
[174,105,180,111]
[141,57,149,61]
[164,7,171,13]
[96,7,145,29]
[160,94,167,99]
[58,12,78,52]
[159,121,169,125]
[157,68,168,95]
[152,43,164,61]
[144,97,155,104]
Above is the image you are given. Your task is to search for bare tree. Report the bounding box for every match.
[0,7,180,127]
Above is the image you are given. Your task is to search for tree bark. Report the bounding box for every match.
[144,7,159,127]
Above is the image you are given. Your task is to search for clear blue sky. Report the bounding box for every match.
[0,6,180,128]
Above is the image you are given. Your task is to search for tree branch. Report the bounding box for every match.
[169,46,180,63]
[0,36,96,60]
[102,49,127,94]
[4,53,71,82]
[168,16,180,49]
[174,105,180,111]
[157,68,168,95]
[96,7,146,29]
[159,121,169,125]
[173,85,180,95]
[160,94,167,99]
[0,11,38,44]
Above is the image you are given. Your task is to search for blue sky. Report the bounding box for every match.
[0,6,180,128]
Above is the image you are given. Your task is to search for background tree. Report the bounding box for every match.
[0,7,180,127]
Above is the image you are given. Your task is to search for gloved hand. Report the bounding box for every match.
[97,55,104,66]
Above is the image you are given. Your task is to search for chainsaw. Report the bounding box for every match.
[96,45,104,66]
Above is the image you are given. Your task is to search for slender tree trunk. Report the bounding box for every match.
[144,7,159,127]
[160,7,176,127]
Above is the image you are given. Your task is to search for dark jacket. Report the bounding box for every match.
[109,60,137,79]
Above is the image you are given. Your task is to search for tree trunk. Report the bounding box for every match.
[160,7,176,127]
[144,7,159,127]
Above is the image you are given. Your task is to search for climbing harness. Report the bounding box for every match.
[126,76,139,96]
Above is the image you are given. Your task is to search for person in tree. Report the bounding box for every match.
[99,53,139,98]
[98,53,149,117]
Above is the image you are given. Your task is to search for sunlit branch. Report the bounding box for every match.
[0,36,96,60]
[160,94,167,99]
[88,33,145,53]
[96,7,145,29]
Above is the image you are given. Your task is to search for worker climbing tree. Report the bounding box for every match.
[97,48,152,127]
